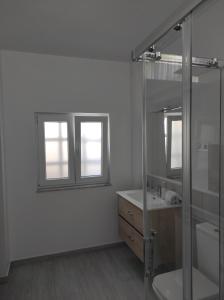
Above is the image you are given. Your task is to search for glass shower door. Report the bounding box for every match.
[190,65,221,300]
[141,1,224,299]
[190,1,224,298]
[143,25,184,300]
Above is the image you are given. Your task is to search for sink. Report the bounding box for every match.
[116,189,182,211]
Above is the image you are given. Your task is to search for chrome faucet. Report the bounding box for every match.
[157,185,162,198]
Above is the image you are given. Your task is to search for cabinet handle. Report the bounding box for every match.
[128,235,135,242]
[127,210,133,216]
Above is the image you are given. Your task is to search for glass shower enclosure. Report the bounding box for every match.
[132,0,224,299]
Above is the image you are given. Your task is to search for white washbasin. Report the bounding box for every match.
[117,189,181,211]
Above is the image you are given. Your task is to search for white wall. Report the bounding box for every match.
[130,62,143,188]
[0,133,9,277]
[192,70,220,192]
[0,55,10,277]
[0,50,132,261]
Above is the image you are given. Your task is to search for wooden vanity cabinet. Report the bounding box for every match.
[119,217,144,261]
[118,196,143,234]
[118,195,181,266]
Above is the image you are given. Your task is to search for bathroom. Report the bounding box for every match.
[0,0,224,299]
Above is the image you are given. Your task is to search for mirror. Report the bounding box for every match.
[146,60,183,181]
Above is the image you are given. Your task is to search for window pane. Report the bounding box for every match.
[81,122,102,177]
[62,141,68,162]
[45,141,60,162]
[44,122,69,179]
[61,122,68,138]
[171,120,182,169]
[44,122,60,138]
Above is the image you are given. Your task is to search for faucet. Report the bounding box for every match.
[161,181,167,199]
[156,185,162,198]
[155,181,166,199]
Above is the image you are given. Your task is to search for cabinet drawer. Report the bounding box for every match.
[118,196,143,234]
[119,217,144,261]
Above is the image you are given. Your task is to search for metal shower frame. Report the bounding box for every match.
[132,0,224,299]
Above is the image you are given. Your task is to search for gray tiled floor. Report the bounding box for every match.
[0,244,156,300]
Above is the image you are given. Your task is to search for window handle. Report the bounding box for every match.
[75,141,80,155]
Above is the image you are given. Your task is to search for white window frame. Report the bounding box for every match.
[36,113,75,188]
[166,115,182,178]
[36,112,110,191]
[74,114,110,185]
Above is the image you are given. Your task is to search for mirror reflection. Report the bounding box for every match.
[146,60,183,181]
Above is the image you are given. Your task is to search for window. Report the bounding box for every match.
[44,121,69,179]
[36,113,110,190]
[75,115,109,185]
[165,114,182,178]
[81,122,102,177]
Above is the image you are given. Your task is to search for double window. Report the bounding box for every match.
[36,113,110,190]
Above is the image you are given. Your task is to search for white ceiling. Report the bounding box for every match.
[0,0,186,61]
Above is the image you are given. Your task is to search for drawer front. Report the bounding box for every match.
[118,196,143,234]
[119,217,144,261]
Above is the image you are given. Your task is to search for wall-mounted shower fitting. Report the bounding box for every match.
[174,23,182,31]
[148,45,156,52]
[145,51,162,61]
[208,58,218,68]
